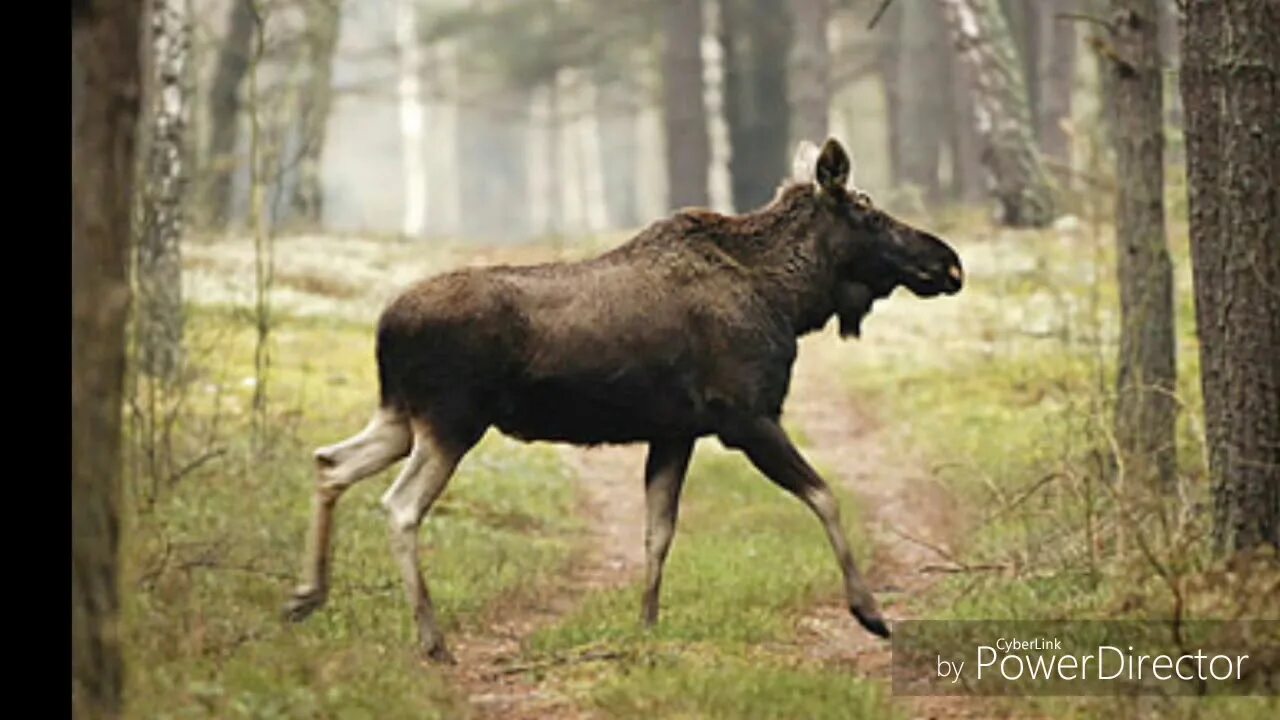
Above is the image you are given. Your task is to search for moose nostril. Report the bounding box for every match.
[948,264,963,282]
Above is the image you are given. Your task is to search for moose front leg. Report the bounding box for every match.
[641,437,695,627]
[718,416,890,638]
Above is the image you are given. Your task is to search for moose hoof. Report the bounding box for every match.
[851,606,892,639]
[283,587,327,623]
[420,642,457,666]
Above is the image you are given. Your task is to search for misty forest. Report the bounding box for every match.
[72,0,1278,718]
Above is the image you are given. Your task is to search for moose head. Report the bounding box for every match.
[793,138,964,337]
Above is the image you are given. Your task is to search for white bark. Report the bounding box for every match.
[138,0,190,379]
[395,0,426,238]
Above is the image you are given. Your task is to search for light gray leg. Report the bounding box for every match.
[285,408,411,622]
[380,424,471,663]
[641,438,695,627]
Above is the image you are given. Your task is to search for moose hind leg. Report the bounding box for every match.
[381,422,474,663]
[641,438,694,627]
[285,408,411,622]
[720,416,889,639]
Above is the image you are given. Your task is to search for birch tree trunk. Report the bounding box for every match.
[788,0,829,146]
[395,0,425,239]
[72,1,142,716]
[201,0,253,228]
[662,0,711,210]
[896,2,951,202]
[137,0,189,381]
[1106,0,1176,492]
[935,0,1055,226]
[290,0,342,226]
[1181,0,1280,552]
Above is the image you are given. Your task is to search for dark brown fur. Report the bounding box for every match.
[377,181,961,450]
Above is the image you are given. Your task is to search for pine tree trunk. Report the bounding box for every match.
[720,0,791,211]
[896,2,950,202]
[72,1,141,717]
[1181,0,1280,552]
[200,0,253,228]
[788,0,829,146]
[1106,0,1176,492]
[877,1,904,187]
[1035,0,1077,170]
[949,56,986,203]
[137,0,189,381]
[290,0,341,226]
[935,0,1056,226]
[662,0,711,209]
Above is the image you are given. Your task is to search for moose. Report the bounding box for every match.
[283,137,963,663]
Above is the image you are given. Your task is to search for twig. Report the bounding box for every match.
[885,524,961,566]
[484,648,627,679]
[867,0,896,30]
[919,563,1009,575]
[1055,12,1115,33]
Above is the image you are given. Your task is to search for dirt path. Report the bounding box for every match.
[447,443,646,720]
[786,329,998,719]
[445,326,982,719]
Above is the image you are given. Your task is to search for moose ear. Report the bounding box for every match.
[791,140,821,184]
[815,138,851,194]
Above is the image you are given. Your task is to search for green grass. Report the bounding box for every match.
[121,306,579,719]
[825,212,1280,718]
[522,449,896,720]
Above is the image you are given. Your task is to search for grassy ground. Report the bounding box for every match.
[829,204,1280,718]
[120,306,579,719]
[522,450,894,720]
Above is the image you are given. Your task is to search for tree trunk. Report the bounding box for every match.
[200,0,253,228]
[395,0,425,239]
[1035,0,1077,171]
[896,2,950,202]
[290,0,341,226]
[72,1,141,717]
[935,0,1056,226]
[788,0,829,147]
[948,57,986,203]
[1181,0,1280,552]
[720,0,791,212]
[662,0,711,210]
[137,0,189,381]
[876,0,904,187]
[596,73,641,229]
[1106,0,1176,492]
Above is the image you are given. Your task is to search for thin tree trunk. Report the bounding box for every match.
[876,0,903,186]
[596,73,641,228]
[935,0,1056,227]
[1181,0,1280,552]
[1036,0,1077,171]
[896,2,950,202]
[1106,0,1176,492]
[949,57,986,203]
[720,0,791,211]
[788,0,829,146]
[137,0,189,381]
[662,0,711,209]
[395,0,425,239]
[200,0,253,228]
[290,0,342,226]
[72,1,142,717]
